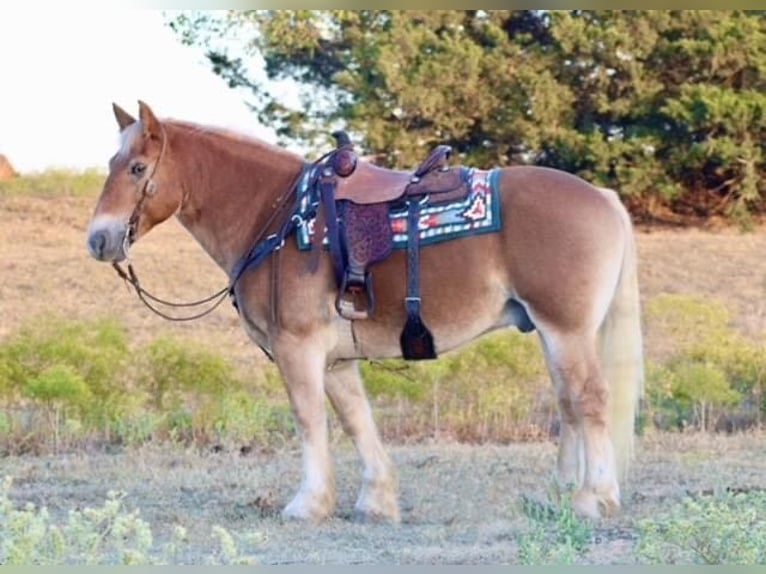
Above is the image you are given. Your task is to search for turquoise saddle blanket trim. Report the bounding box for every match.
[295,168,502,250]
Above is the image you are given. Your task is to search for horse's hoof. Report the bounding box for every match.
[598,496,621,518]
[282,494,335,522]
[281,506,328,522]
[572,489,620,519]
[352,504,401,524]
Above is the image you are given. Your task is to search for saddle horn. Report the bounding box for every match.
[330,130,357,177]
[331,130,352,147]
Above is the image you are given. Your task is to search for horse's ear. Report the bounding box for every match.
[137,100,162,141]
[112,103,136,131]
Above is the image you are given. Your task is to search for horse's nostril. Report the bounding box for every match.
[88,231,107,259]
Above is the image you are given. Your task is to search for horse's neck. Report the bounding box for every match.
[170,127,303,273]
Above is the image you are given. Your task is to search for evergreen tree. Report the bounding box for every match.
[170,10,766,221]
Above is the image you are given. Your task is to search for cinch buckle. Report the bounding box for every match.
[266,233,286,251]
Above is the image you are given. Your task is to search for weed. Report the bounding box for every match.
[516,487,593,565]
[636,489,766,564]
[0,476,259,564]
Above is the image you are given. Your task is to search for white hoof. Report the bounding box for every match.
[572,488,620,519]
[282,490,335,522]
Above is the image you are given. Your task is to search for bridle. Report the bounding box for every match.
[111,130,229,322]
[110,127,307,323]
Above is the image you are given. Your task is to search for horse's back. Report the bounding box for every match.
[497,165,624,232]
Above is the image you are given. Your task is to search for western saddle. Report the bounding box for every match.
[311,132,472,360]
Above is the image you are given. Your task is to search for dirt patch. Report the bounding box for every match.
[3,432,764,564]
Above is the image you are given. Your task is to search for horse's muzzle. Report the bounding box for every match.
[86,217,128,262]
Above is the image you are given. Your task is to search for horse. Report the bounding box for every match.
[86,101,644,522]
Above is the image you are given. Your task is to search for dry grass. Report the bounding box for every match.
[635,224,766,339]
[2,431,764,564]
[0,194,262,372]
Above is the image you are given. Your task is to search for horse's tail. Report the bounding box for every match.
[597,188,645,482]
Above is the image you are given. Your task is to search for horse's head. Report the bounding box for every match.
[87,101,182,262]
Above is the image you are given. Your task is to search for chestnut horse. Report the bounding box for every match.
[87,101,644,521]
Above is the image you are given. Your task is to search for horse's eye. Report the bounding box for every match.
[130,162,147,177]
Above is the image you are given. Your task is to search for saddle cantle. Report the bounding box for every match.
[310,132,472,360]
[332,145,463,205]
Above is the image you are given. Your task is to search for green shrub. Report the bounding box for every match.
[211,391,295,445]
[644,294,765,430]
[647,358,741,431]
[361,360,430,402]
[23,366,90,405]
[0,476,259,564]
[22,366,92,450]
[636,489,766,564]
[686,332,766,423]
[363,330,549,441]
[0,316,288,451]
[0,315,133,447]
[137,335,239,409]
[516,488,593,565]
[645,294,732,354]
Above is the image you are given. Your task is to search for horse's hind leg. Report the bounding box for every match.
[540,328,620,519]
[273,335,336,521]
[325,360,400,522]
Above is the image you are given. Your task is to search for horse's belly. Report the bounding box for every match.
[338,234,513,359]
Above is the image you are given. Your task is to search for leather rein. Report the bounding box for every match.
[111,132,307,322]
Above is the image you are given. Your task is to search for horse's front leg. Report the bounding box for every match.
[273,332,336,521]
[325,360,400,522]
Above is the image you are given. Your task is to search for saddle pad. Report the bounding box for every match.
[295,168,501,251]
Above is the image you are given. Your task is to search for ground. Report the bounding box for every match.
[1,193,766,564]
[2,433,765,564]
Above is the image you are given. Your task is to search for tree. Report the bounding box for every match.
[169,10,766,222]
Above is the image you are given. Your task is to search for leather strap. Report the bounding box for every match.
[404,199,423,320]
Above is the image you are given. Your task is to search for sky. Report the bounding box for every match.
[0,10,275,173]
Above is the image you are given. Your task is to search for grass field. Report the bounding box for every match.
[2,433,764,564]
[1,185,765,564]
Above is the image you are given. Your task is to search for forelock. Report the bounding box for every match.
[116,122,142,160]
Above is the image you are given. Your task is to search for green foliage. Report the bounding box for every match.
[645,294,766,430]
[636,489,766,564]
[0,293,763,450]
[645,293,732,347]
[211,391,295,444]
[0,168,104,197]
[362,330,548,441]
[170,10,766,221]
[0,315,132,429]
[23,366,91,405]
[0,316,291,452]
[516,488,593,565]
[0,476,259,564]
[137,335,239,409]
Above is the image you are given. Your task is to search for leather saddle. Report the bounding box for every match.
[310,132,471,359]
[333,145,468,205]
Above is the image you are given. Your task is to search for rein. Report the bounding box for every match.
[112,261,229,322]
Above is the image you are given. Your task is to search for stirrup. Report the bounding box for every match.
[336,271,374,320]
